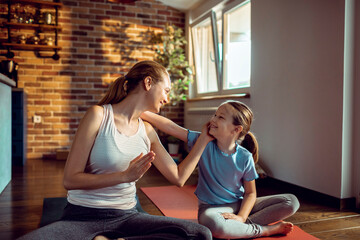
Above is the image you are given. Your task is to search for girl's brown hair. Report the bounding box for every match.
[225,101,259,163]
[98,60,168,105]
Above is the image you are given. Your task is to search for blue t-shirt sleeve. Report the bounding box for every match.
[243,154,259,181]
[187,130,201,151]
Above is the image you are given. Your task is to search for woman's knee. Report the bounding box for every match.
[165,220,212,240]
[195,224,212,240]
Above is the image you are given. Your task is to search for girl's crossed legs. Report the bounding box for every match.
[198,194,300,239]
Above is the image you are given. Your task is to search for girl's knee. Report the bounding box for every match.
[284,194,300,215]
[199,214,226,238]
[206,222,226,238]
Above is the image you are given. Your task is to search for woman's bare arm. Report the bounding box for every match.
[141,111,188,142]
[144,122,213,187]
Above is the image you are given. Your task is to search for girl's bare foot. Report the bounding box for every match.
[93,236,124,240]
[93,236,109,240]
[261,221,294,237]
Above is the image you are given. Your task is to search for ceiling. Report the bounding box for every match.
[157,0,203,11]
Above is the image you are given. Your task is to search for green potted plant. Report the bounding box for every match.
[150,24,193,105]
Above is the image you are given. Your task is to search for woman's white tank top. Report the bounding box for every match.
[67,104,151,209]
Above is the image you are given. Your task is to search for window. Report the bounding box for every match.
[223,1,251,91]
[191,11,220,95]
[190,0,251,97]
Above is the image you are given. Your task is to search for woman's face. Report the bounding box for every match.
[149,75,171,113]
[209,104,238,139]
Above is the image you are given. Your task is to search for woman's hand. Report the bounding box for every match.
[221,212,246,223]
[122,151,155,182]
[64,151,155,190]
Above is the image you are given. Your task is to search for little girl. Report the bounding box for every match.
[142,100,300,239]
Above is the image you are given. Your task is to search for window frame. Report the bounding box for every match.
[221,0,251,95]
[190,11,221,98]
[189,0,251,99]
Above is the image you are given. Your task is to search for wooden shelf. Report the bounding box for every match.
[10,0,63,8]
[2,43,61,51]
[3,22,61,30]
[3,0,62,59]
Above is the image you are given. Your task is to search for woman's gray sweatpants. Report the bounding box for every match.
[198,194,300,239]
[17,202,212,240]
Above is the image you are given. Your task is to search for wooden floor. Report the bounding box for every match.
[0,158,359,240]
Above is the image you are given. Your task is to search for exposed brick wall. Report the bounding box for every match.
[0,0,185,159]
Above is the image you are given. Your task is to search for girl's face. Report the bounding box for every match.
[209,104,240,140]
[148,76,171,113]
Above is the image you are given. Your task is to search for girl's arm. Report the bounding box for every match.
[145,122,213,187]
[236,180,257,221]
[63,106,155,190]
[221,180,257,222]
[141,111,188,142]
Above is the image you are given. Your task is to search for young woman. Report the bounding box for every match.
[141,100,300,239]
[18,61,212,240]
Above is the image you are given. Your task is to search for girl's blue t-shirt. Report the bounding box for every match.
[187,130,258,205]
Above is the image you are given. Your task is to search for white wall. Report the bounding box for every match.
[185,0,360,200]
[353,0,360,207]
[251,0,347,198]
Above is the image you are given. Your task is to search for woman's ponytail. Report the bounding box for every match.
[97,76,127,106]
[97,60,168,106]
[241,132,259,164]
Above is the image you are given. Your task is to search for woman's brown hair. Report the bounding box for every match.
[98,60,168,105]
[225,101,259,163]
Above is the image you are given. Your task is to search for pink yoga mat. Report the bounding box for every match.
[140,185,319,240]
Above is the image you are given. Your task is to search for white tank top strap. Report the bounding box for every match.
[138,118,151,148]
[98,104,114,136]
[138,118,145,133]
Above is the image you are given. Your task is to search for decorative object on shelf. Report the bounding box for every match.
[29,35,39,44]
[2,0,62,60]
[17,35,26,44]
[46,36,54,46]
[5,60,14,74]
[10,4,35,24]
[24,5,36,24]
[0,60,19,86]
[40,36,54,46]
[43,12,53,25]
[150,24,193,105]
[12,3,23,22]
